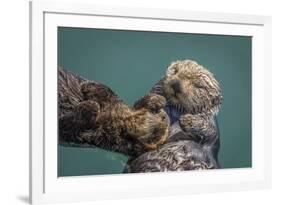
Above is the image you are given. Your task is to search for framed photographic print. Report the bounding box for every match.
[29,1,272,204]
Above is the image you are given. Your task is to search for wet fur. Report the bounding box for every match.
[58,68,170,158]
[126,140,218,173]
[126,60,222,172]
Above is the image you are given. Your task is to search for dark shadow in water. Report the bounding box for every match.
[16,195,29,204]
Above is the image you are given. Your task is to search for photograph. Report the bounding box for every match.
[57,27,252,177]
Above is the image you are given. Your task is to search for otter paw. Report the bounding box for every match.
[148,94,166,112]
[134,94,166,113]
[179,114,205,132]
[74,100,100,128]
[80,81,94,98]
[80,81,101,100]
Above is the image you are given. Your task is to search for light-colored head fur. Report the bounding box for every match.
[162,60,222,115]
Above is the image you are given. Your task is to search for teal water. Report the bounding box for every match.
[58,27,251,176]
[58,146,128,176]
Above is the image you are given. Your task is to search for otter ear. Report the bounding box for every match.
[173,66,179,74]
[167,65,179,76]
[166,61,181,74]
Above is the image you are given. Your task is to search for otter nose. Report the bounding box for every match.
[171,80,181,94]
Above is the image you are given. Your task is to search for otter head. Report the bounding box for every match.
[141,110,170,150]
[163,60,222,115]
[127,108,170,154]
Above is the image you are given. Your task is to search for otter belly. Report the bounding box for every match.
[125,140,219,173]
[167,122,196,142]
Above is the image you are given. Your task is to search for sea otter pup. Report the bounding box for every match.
[126,60,222,172]
[58,68,170,158]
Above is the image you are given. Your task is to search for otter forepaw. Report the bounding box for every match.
[179,114,205,132]
[148,94,166,112]
[80,81,99,100]
[134,94,166,113]
[74,100,100,128]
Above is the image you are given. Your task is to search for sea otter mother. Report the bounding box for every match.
[125,60,223,172]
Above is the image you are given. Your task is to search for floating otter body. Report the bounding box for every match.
[58,68,170,158]
[126,140,218,172]
[126,60,222,172]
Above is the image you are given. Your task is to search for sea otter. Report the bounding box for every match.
[58,68,170,158]
[125,60,222,172]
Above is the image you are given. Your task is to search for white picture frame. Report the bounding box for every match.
[29,1,272,204]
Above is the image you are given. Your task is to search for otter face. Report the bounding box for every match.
[163,60,222,115]
[128,109,170,151]
[143,110,170,150]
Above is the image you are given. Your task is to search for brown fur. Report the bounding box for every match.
[163,60,222,158]
[125,60,223,172]
[59,69,170,157]
[161,60,222,115]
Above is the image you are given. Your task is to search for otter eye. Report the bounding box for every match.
[193,83,203,89]
[193,81,205,89]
